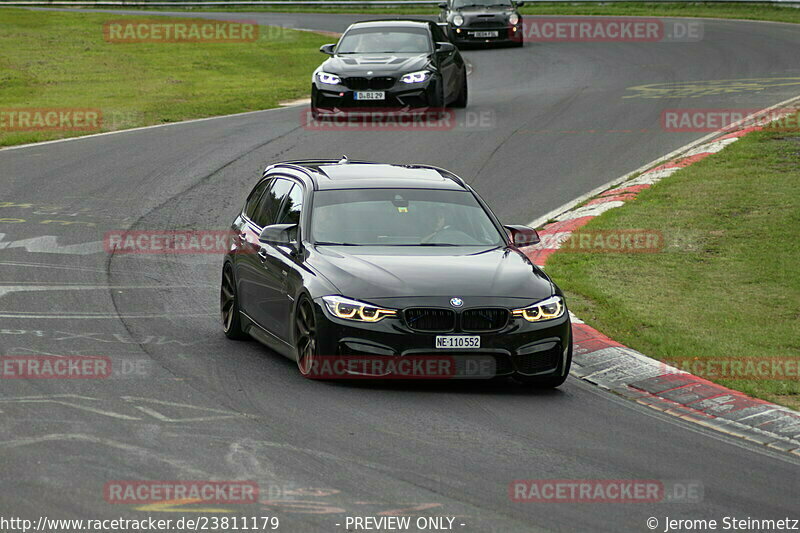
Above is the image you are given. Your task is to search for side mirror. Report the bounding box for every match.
[438,2,448,8]
[319,43,336,55]
[504,225,540,247]
[435,41,456,53]
[259,223,299,254]
[515,1,525,6]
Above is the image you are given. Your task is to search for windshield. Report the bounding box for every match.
[311,188,505,246]
[336,27,432,54]
[453,0,512,8]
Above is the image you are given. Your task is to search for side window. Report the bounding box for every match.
[252,178,293,227]
[244,179,271,220]
[276,183,304,226]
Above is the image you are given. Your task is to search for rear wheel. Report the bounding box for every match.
[295,296,320,378]
[221,264,246,340]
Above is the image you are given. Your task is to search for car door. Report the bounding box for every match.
[233,177,271,315]
[237,177,294,332]
[431,23,458,101]
[259,182,305,343]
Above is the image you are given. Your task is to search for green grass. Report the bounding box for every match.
[107,2,800,25]
[0,8,331,146]
[545,119,800,409]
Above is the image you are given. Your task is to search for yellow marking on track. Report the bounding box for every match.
[135,498,232,513]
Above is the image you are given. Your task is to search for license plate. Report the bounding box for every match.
[435,335,481,349]
[471,31,499,38]
[354,91,385,101]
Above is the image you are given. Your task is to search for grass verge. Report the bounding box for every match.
[0,8,330,146]
[545,118,800,409]
[106,2,800,25]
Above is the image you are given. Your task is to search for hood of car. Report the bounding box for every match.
[308,245,553,301]
[458,7,515,13]
[320,53,431,77]
[451,8,516,23]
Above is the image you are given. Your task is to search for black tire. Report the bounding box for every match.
[514,342,572,388]
[221,263,247,340]
[428,78,446,112]
[294,296,320,379]
[452,71,468,108]
[310,86,322,120]
[511,38,524,48]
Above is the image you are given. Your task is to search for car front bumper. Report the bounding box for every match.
[310,297,571,380]
[312,79,438,112]
[449,25,522,44]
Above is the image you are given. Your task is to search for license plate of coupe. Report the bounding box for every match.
[436,335,481,349]
[354,91,385,100]
[471,31,499,38]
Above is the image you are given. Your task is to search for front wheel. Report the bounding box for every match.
[428,78,446,112]
[295,296,320,378]
[452,71,468,108]
[221,263,247,340]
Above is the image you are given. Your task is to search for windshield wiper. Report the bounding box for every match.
[314,241,360,246]
[392,243,461,246]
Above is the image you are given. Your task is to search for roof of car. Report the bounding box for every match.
[346,19,435,30]
[265,160,467,191]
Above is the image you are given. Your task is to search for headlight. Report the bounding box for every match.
[322,295,397,323]
[316,71,341,85]
[512,296,565,322]
[509,13,519,25]
[452,15,464,26]
[400,70,431,84]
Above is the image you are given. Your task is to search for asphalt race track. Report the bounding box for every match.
[1,11,800,532]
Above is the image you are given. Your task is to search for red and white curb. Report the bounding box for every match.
[523,101,800,454]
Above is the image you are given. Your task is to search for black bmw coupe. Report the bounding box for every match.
[221,159,571,387]
[311,20,468,117]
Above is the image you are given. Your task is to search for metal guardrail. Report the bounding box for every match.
[2,0,799,4]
